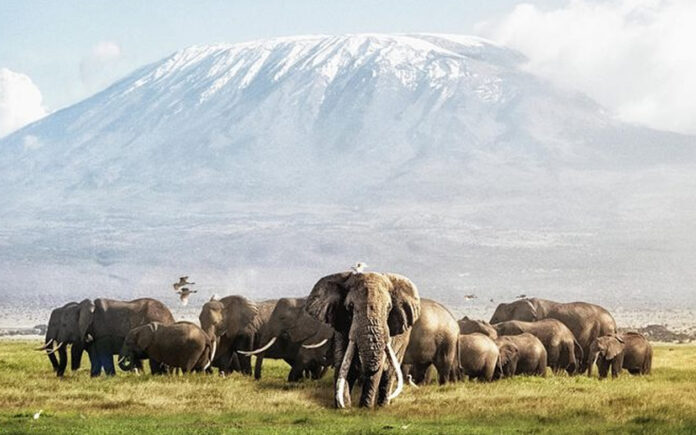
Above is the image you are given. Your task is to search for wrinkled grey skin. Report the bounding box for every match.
[402,299,459,385]
[458,317,497,339]
[495,333,547,376]
[73,298,175,376]
[251,297,334,382]
[305,272,420,408]
[588,332,652,379]
[458,333,499,382]
[42,301,91,377]
[199,296,277,375]
[119,321,215,373]
[493,319,583,374]
[490,298,616,372]
[494,341,519,379]
[587,335,624,379]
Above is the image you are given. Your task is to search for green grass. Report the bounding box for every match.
[1,341,695,434]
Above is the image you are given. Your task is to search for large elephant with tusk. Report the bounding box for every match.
[199,295,278,375]
[238,297,334,381]
[305,271,420,408]
[36,301,93,377]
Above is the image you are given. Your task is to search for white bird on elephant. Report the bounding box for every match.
[350,262,368,274]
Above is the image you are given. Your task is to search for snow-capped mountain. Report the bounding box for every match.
[1,34,695,321]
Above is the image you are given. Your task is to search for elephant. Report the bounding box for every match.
[118,321,216,373]
[489,298,616,372]
[238,297,334,382]
[198,295,277,375]
[587,332,652,379]
[36,301,91,377]
[495,333,547,376]
[493,319,583,374]
[458,333,499,382]
[305,271,420,408]
[494,340,519,378]
[401,299,459,385]
[458,317,497,339]
[74,298,175,376]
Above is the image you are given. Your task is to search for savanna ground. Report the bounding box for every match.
[0,341,695,434]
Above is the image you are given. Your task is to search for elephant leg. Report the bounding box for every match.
[88,344,102,377]
[548,345,561,373]
[254,354,264,380]
[611,357,622,379]
[95,340,115,376]
[55,345,68,377]
[412,363,430,385]
[597,359,609,379]
[149,358,164,375]
[288,363,304,382]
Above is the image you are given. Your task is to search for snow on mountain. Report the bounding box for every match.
[1,34,695,319]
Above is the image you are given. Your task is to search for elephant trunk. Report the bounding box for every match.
[355,318,388,374]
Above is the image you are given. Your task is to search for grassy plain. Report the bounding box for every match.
[0,340,695,434]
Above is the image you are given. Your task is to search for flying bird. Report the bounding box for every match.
[176,287,198,306]
[463,294,477,301]
[351,262,368,274]
[173,276,195,291]
[515,294,527,299]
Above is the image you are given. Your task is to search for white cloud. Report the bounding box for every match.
[479,0,696,134]
[0,68,48,137]
[80,41,123,88]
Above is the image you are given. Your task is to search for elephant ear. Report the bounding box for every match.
[606,338,624,360]
[305,272,352,329]
[78,299,95,341]
[385,273,421,336]
[522,299,538,320]
[222,296,258,337]
[136,323,158,352]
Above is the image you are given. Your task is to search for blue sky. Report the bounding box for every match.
[1,1,695,135]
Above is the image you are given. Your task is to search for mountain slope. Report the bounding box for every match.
[1,34,695,314]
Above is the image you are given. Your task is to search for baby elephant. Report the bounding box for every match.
[458,333,499,382]
[588,332,652,379]
[119,321,216,374]
[496,333,547,377]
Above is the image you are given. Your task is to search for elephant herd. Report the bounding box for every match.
[37,270,653,409]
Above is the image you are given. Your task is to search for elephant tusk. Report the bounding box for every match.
[117,356,126,365]
[302,338,329,349]
[335,340,356,409]
[385,341,404,402]
[407,374,419,388]
[46,342,64,355]
[204,339,217,371]
[237,337,277,356]
[35,339,54,351]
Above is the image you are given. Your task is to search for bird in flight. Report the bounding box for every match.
[463,294,477,301]
[515,294,527,299]
[173,276,195,291]
[176,287,198,306]
[351,262,368,274]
